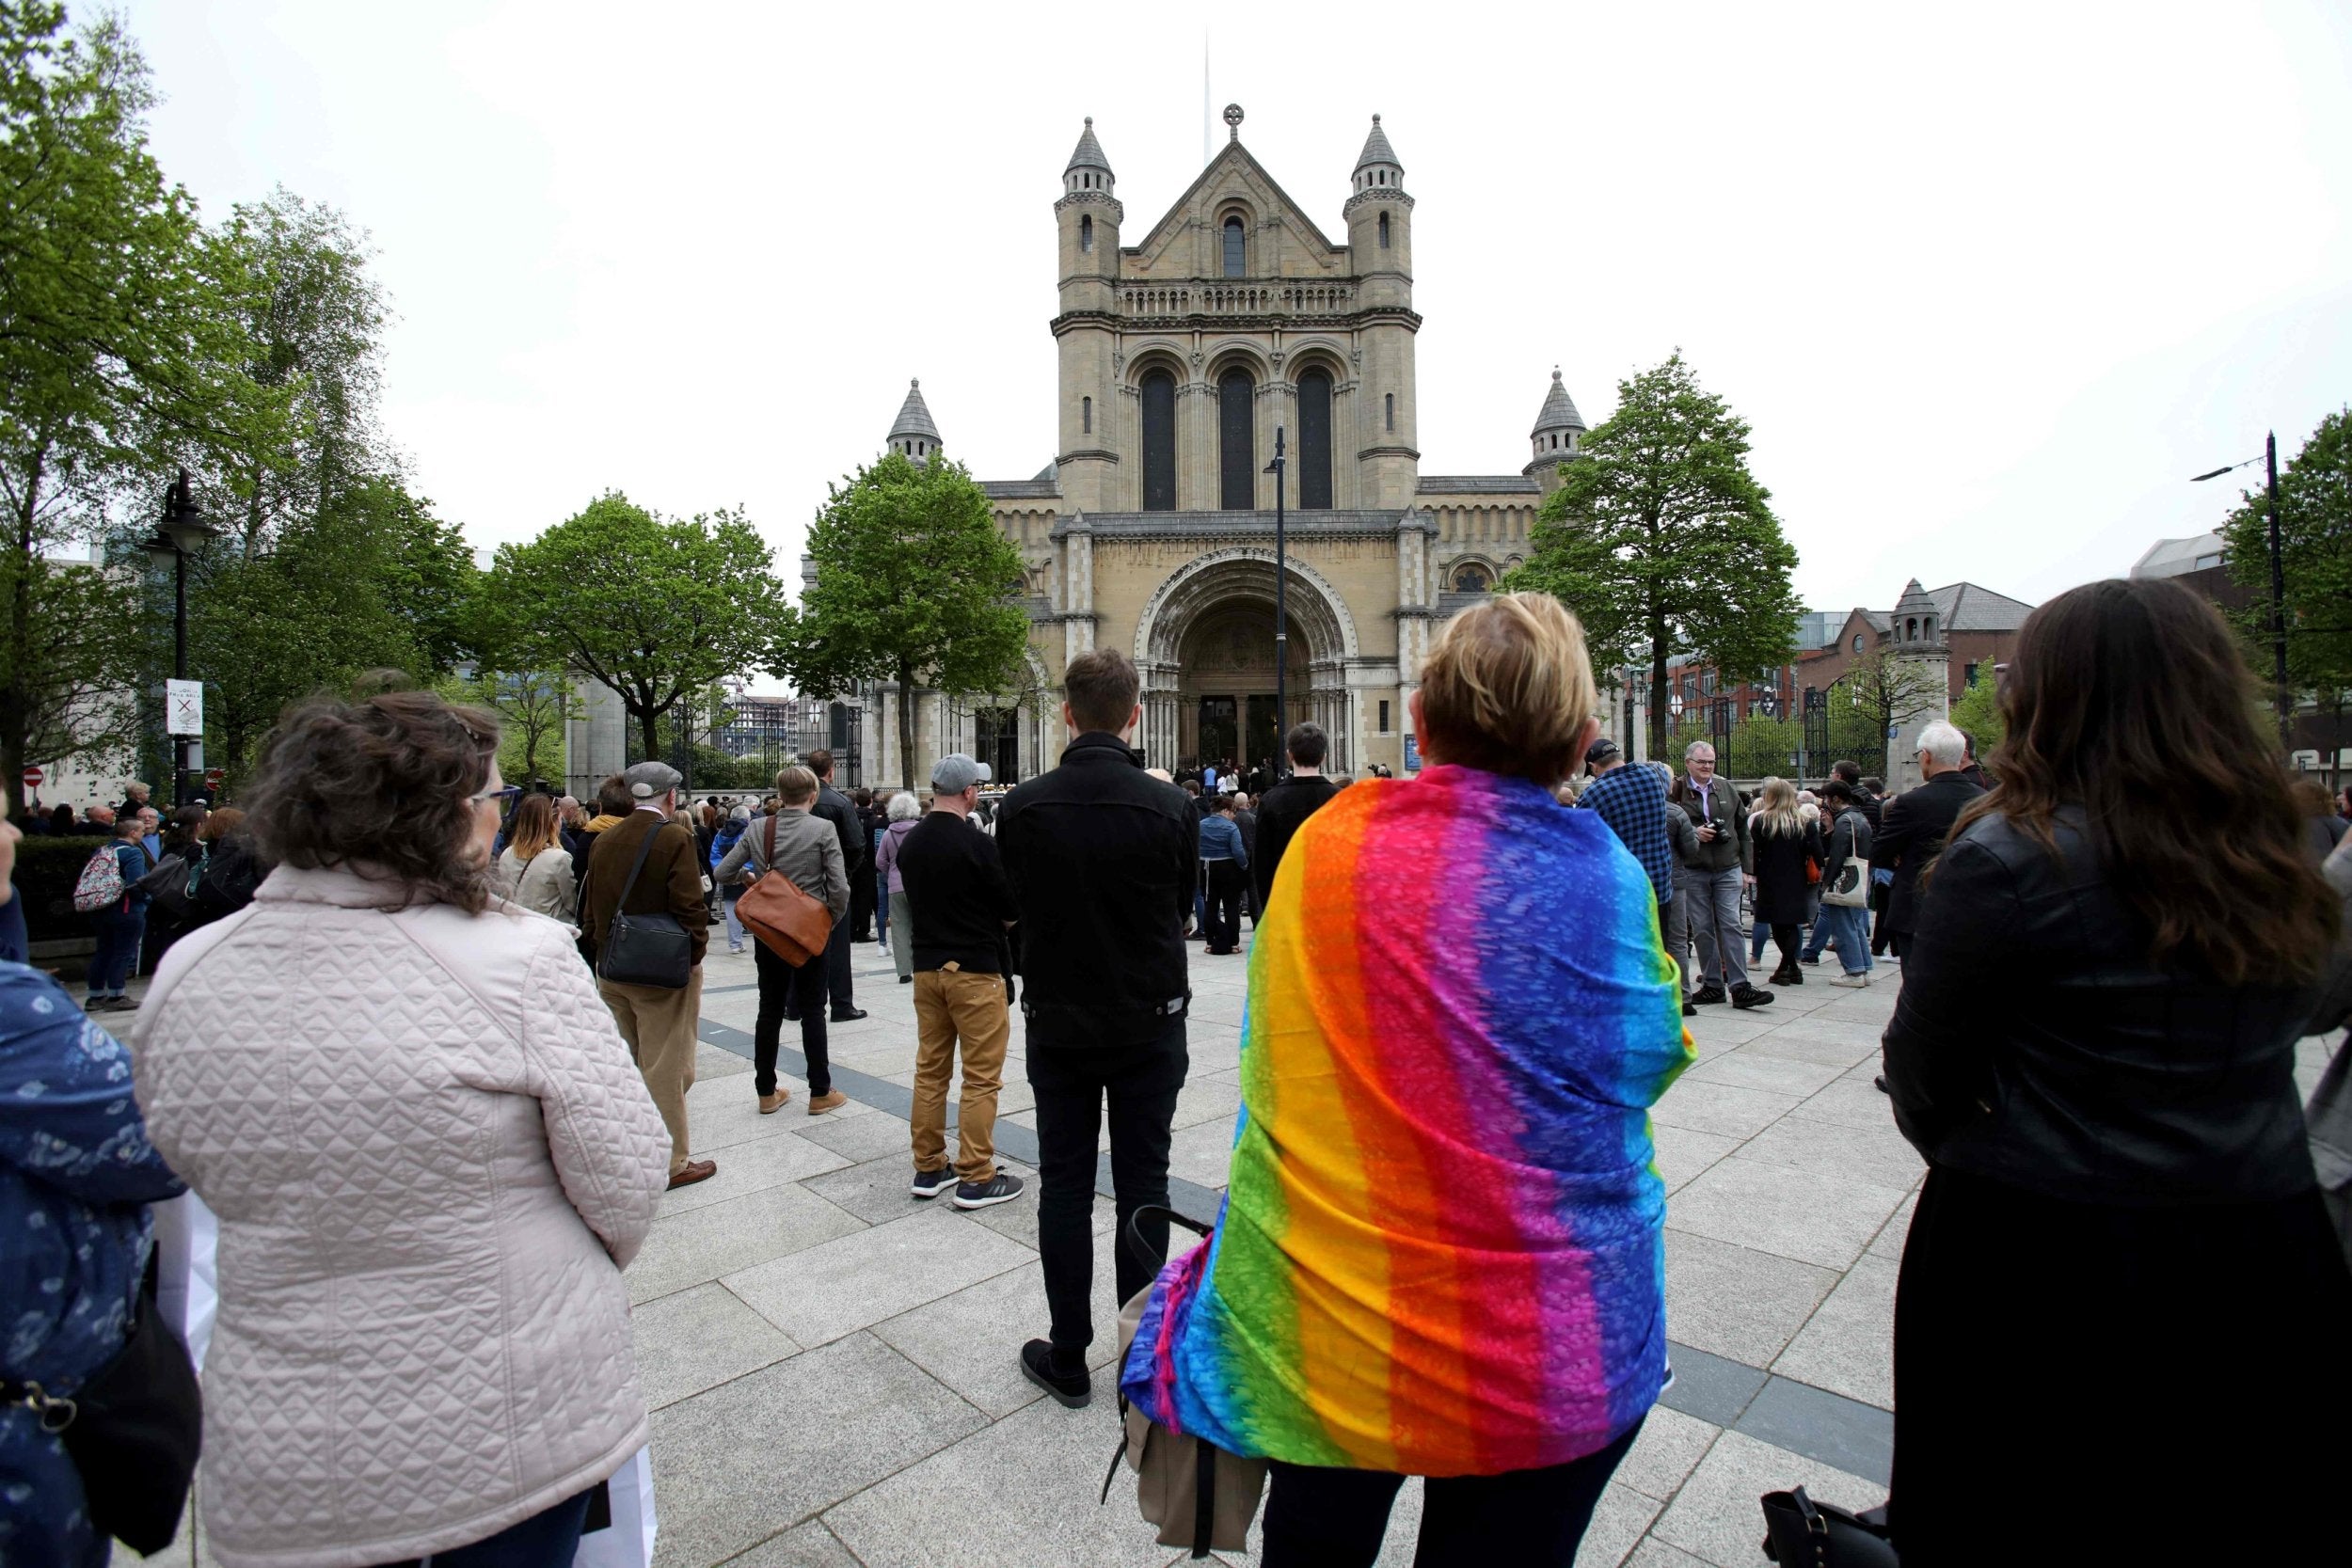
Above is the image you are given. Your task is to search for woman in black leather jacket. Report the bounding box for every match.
[1882,578,2349,1564]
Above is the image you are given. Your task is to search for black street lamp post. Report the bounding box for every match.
[1263,426,1289,776]
[2192,432,2289,747]
[142,469,217,806]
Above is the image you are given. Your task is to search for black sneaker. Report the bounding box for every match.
[910,1166,955,1200]
[1690,985,1727,1006]
[1800,956,1821,967]
[1681,1001,1699,1018]
[1730,983,1775,1010]
[1020,1338,1091,1409]
[951,1170,1025,1211]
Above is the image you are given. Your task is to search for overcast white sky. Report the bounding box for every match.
[120,1,2351,679]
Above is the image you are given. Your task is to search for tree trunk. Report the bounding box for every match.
[637,701,660,764]
[898,661,916,790]
[3,443,47,821]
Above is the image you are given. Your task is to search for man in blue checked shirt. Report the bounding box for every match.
[1574,739,1698,1016]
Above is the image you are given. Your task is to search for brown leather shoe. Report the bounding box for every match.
[666,1160,717,1190]
[758,1090,791,1115]
[805,1089,849,1116]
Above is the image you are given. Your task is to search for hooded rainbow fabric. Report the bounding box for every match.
[1120,765,1693,1477]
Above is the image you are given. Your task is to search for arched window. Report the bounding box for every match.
[1141,370,1176,511]
[1222,216,1246,278]
[1218,367,1254,510]
[1080,214,1092,252]
[1385,392,1395,433]
[1924,615,1937,641]
[1297,368,1333,509]
[1906,617,1918,641]
[1081,395,1091,435]
[1852,633,1864,653]
[1378,211,1391,249]
[1454,564,1491,594]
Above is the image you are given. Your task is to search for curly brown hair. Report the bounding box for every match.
[243,689,502,912]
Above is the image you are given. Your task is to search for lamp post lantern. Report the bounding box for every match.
[142,469,217,806]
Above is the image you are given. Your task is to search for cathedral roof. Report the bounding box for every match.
[1530,368,1586,436]
[887,378,941,444]
[1130,140,1343,261]
[1354,114,1401,174]
[1065,117,1112,177]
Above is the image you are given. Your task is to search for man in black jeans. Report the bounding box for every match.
[803,748,868,1022]
[995,645,1198,1408]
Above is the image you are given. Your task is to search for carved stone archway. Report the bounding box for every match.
[1131,548,1359,773]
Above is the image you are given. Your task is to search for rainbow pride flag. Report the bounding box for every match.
[1120,765,1693,1477]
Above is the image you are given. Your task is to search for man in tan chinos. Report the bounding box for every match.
[894,752,1025,1211]
[580,760,716,1188]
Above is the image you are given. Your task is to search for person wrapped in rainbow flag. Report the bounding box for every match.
[1121,593,1694,1563]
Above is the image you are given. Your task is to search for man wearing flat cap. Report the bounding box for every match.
[895,753,1025,1212]
[580,760,718,1188]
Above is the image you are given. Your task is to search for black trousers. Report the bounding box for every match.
[1025,1025,1188,1355]
[755,939,831,1097]
[1260,1418,1643,1568]
[822,911,854,1013]
[1203,859,1246,952]
[849,858,876,940]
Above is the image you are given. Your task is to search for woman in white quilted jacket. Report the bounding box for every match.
[132,689,673,1568]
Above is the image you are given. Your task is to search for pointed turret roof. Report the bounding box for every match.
[1354,113,1400,175]
[888,378,941,445]
[1892,578,1937,618]
[1065,117,1112,177]
[1530,368,1586,436]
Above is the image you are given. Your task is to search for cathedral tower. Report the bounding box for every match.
[1055,118,1122,513]
[886,379,941,465]
[1343,116,1419,508]
[1524,368,1588,496]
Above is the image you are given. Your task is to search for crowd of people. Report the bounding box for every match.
[2,573,2349,1565]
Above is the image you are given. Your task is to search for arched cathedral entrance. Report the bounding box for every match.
[1133,548,1358,776]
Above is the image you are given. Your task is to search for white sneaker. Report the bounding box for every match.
[1829,973,1872,989]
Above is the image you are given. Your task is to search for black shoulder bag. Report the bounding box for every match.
[596,820,693,990]
[3,1255,202,1555]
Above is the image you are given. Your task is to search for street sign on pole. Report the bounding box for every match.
[166,679,204,736]
[21,767,40,791]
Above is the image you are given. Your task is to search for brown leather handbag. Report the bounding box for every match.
[736,815,833,965]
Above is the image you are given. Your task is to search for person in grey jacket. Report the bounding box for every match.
[1642,761,1703,1016]
[716,767,850,1116]
[1668,742,1769,1008]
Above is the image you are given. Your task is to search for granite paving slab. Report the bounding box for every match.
[723,1207,1037,1346]
[628,1184,868,1307]
[1663,1230,1838,1366]
[1772,1255,1899,1411]
[1648,1429,1883,1567]
[629,1281,802,1411]
[1669,1158,1909,1272]
[867,1257,1122,1417]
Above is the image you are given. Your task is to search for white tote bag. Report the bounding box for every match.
[151,1191,220,1370]
[1821,816,1872,909]
[574,1447,659,1568]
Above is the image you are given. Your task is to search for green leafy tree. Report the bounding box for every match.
[0,6,229,815]
[2220,408,2352,744]
[191,477,476,774]
[1504,354,1802,760]
[1948,664,2005,760]
[772,452,1029,789]
[466,669,580,787]
[481,493,787,762]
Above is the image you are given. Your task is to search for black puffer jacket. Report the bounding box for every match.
[1883,806,2324,1205]
[996,733,1198,1044]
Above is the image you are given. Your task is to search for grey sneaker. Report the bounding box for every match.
[910,1166,955,1200]
[951,1170,1025,1211]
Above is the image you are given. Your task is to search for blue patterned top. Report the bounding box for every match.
[1,959,183,1384]
[1578,764,1676,905]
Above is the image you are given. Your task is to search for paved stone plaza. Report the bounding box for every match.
[141,927,2340,1568]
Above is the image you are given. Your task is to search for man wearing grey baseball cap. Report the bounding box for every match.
[579,759,717,1187]
[893,752,1024,1211]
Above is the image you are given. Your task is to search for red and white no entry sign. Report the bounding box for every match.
[20,767,40,787]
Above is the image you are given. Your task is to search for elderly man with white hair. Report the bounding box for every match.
[1670,739,1772,1009]
[1871,720,1983,958]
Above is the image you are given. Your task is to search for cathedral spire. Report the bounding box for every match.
[887,378,942,465]
[1063,116,1114,198]
[1351,113,1405,197]
[1524,367,1588,492]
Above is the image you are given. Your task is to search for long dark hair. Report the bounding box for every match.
[1957,578,2336,985]
[244,687,502,913]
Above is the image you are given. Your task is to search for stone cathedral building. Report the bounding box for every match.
[832,108,1597,788]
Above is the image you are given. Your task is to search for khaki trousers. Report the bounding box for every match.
[911,964,1009,1182]
[600,967,703,1176]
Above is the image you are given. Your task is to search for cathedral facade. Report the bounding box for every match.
[838,108,1597,788]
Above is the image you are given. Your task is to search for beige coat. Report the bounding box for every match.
[496,841,578,924]
[132,863,671,1568]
